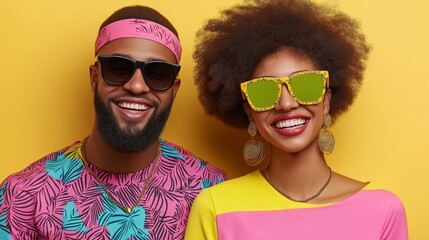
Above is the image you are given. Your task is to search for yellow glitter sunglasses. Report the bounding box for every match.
[240,70,329,111]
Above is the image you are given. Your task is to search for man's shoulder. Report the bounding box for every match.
[1,141,82,191]
[159,139,227,181]
[204,171,258,193]
[160,139,208,164]
[160,139,195,158]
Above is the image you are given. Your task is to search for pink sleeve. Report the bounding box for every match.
[381,193,408,240]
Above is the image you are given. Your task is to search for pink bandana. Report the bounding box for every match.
[95,19,182,62]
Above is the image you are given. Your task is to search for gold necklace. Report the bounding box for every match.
[80,138,159,214]
[265,167,332,203]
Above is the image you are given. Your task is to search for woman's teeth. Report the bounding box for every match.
[275,118,306,129]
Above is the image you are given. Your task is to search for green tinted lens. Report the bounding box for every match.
[289,73,325,103]
[246,79,280,110]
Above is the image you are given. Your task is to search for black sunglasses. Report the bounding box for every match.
[96,55,181,91]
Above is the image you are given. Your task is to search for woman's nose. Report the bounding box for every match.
[274,84,299,111]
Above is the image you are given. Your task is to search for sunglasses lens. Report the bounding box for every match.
[246,79,280,110]
[144,62,180,90]
[289,73,325,104]
[100,57,135,85]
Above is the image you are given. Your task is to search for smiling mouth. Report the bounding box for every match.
[117,102,149,111]
[274,118,307,129]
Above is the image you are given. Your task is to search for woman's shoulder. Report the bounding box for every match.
[318,172,404,207]
[357,183,405,206]
[331,178,405,213]
[193,171,273,214]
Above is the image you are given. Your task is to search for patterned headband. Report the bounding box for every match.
[95,18,182,62]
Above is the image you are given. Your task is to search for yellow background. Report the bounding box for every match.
[1,0,427,238]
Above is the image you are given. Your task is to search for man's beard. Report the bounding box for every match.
[94,90,173,153]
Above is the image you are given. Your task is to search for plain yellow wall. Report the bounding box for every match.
[1,0,428,238]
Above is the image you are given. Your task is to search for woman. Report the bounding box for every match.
[185,0,407,239]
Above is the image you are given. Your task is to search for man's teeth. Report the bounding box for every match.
[118,102,149,111]
[275,119,306,129]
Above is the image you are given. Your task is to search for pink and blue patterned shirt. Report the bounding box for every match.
[0,139,226,240]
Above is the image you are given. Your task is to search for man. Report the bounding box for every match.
[0,6,225,240]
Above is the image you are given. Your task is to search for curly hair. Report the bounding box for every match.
[194,0,371,128]
[100,5,179,39]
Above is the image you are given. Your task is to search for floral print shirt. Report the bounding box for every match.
[0,139,226,240]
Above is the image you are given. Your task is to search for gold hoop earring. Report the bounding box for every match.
[243,122,265,166]
[318,113,335,154]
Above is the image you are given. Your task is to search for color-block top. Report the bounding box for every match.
[0,139,226,240]
[185,171,407,240]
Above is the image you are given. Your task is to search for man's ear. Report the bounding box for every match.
[89,64,98,93]
[171,78,181,99]
[323,89,331,114]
